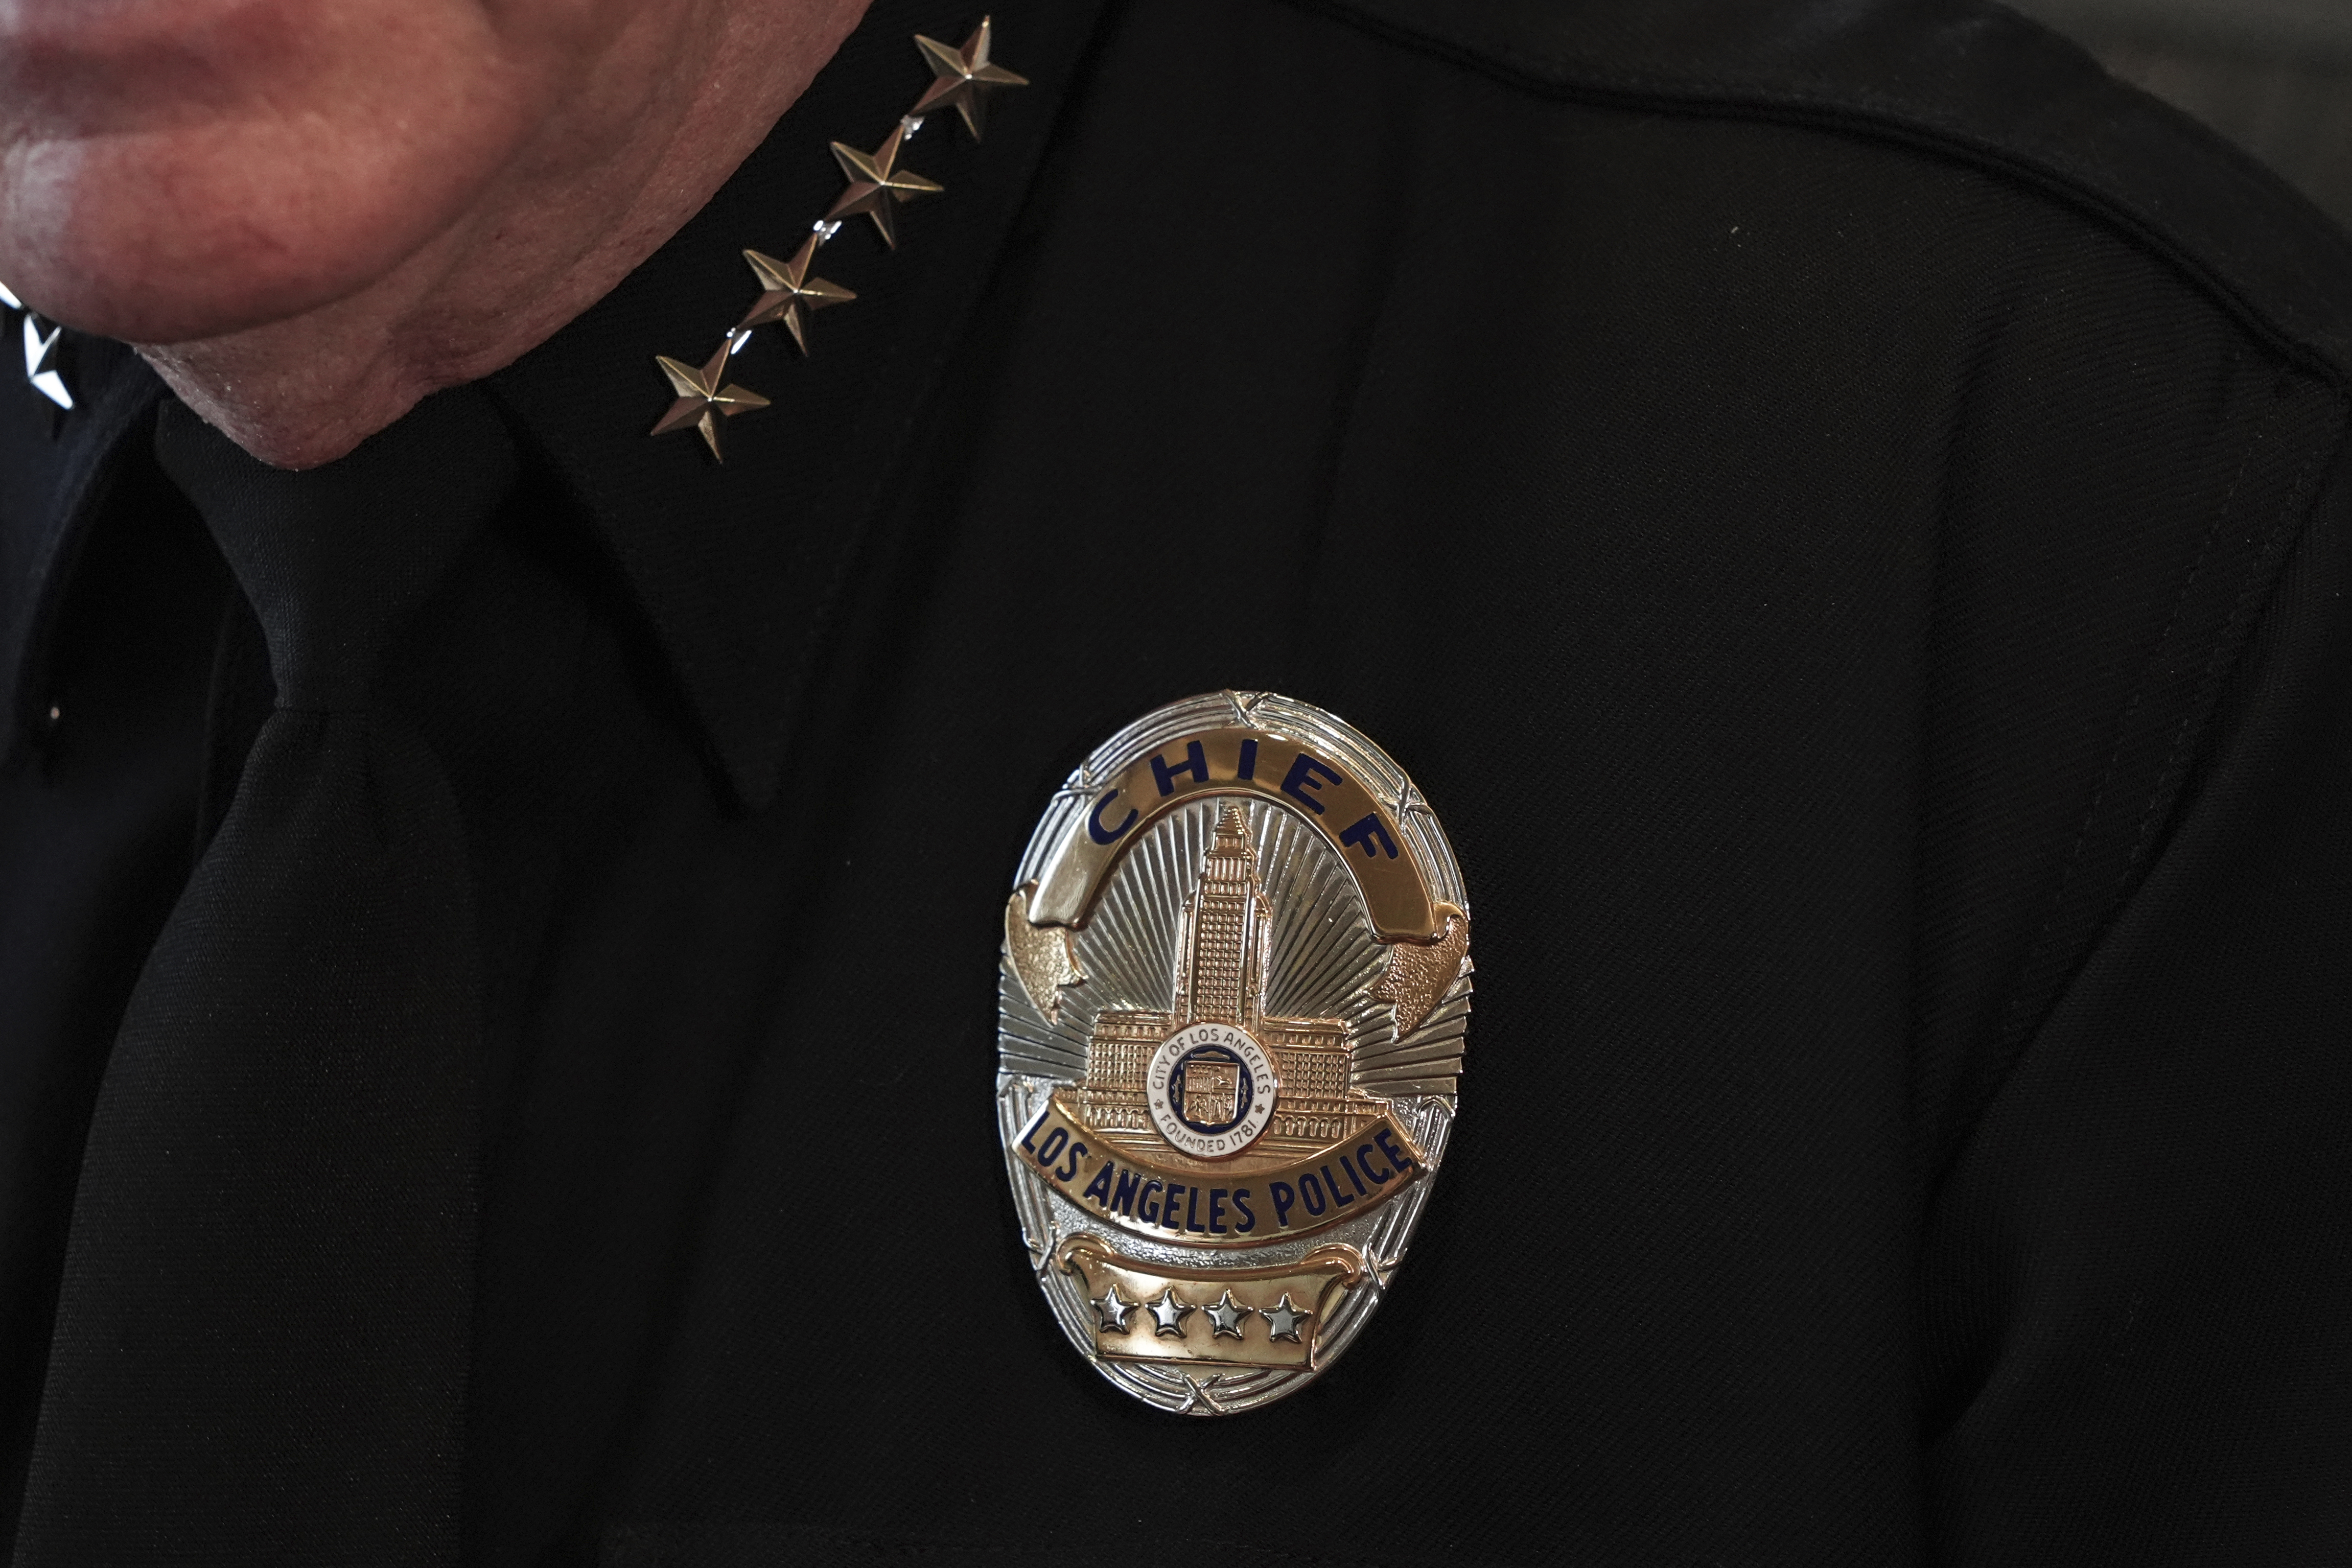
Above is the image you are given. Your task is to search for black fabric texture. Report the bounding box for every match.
[0,0,2347,1563]
[12,395,518,1564]
[0,441,231,1544]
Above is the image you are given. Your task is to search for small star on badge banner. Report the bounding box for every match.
[912,16,1029,140]
[1148,1286,1195,1339]
[1205,1290,1252,1340]
[649,336,770,461]
[1092,1284,1136,1333]
[736,237,855,354]
[1263,1294,1311,1343]
[826,123,944,249]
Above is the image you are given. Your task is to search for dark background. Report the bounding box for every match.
[2011,0,2352,228]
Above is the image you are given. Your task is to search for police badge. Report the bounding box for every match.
[998,692,1471,1414]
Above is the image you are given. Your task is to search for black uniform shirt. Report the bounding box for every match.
[3,0,2350,1562]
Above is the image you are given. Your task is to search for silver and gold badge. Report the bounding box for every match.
[998,692,1471,1415]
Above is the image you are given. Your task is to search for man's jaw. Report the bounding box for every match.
[0,0,553,344]
[0,0,874,467]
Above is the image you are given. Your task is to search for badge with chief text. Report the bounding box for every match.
[998,692,1471,1415]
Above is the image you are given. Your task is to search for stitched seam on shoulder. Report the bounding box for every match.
[1992,354,2270,1051]
[1278,0,2308,224]
[1275,0,2352,390]
[2121,414,2334,900]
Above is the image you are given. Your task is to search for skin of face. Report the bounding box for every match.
[0,0,872,465]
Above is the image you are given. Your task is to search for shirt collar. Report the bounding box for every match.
[0,338,168,771]
[1,0,1105,807]
[484,0,1106,809]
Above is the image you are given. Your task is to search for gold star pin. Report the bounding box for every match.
[649,336,770,461]
[825,123,943,248]
[913,17,1028,140]
[736,236,856,354]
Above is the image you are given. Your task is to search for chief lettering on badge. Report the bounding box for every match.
[997,692,1472,1416]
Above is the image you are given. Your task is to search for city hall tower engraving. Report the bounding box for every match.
[1076,802,1384,1163]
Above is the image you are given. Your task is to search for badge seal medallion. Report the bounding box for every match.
[998,692,1471,1415]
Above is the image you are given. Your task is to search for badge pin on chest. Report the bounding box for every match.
[998,692,1471,1415]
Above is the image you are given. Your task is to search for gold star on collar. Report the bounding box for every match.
[825,123,943,248]
[735,236,856,354]
[912,17,1029,140]
[649,336,770,461]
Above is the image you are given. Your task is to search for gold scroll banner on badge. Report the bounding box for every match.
[1014,1094,1425,1250]
[1058,1235,1364,1371]
[1025,726,1444,944]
